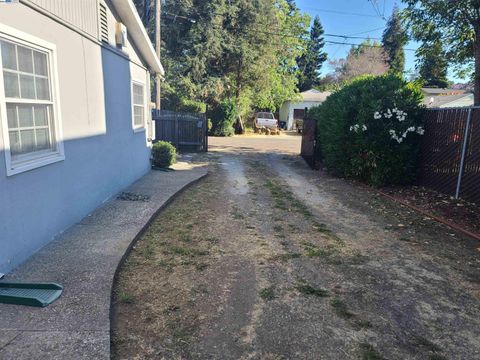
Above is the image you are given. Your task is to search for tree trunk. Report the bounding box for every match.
[475,30,480,106]
[234,57,245,134]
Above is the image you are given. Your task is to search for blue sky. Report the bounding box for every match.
[295,0,459,82]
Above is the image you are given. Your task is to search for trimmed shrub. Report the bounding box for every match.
[312,74,425,186]
[208,99,238,137]
[152,141,176,168]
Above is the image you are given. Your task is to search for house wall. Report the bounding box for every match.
[25,0,100,38]
[0,2,152,273]
[280,100,324,130]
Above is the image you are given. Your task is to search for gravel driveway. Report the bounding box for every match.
[112,135,480,360]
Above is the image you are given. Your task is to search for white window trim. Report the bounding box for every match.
[131,80,146,133]
[0,24,64,176]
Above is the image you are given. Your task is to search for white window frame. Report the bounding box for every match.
[131,80,146,133]
[0,24,64,176]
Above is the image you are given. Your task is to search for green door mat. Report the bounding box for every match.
[0,282,63,307]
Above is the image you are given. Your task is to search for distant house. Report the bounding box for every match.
[422,88,474,108]
[0,0,163,273]
[280,89,331,130]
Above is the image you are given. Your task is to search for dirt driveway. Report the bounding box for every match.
[112,135,480,360]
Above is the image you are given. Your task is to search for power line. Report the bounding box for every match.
[347,26,385,36]
[367,0,387,20]
[325,40,416,51]
[302,6,381,18]
[325,34,382,41]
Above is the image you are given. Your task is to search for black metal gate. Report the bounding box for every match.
[152,109,208,152]
[301,117,318,168]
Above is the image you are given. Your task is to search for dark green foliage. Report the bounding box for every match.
[152,141,177,168]
[208,99,237,137]
[312,74,424,186]
[416,38,450,88]
[382,7,408,74]
[297,16,328,91]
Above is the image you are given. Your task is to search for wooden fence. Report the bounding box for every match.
[152,109,208,152]
[419,107,480,204]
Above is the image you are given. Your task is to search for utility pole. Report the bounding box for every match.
[155,0,161,109]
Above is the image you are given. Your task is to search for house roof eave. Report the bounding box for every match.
[111,0,164,76]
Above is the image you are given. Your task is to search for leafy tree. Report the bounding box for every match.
[382,7,408,74]
[297,16,328,91]
[416,38,450,88]
[403,1,480,104]
[133,0,309,132]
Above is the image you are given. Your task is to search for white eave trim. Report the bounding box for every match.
[111,0,164,76]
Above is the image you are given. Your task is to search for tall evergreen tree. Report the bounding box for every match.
[297,16,327,91]
[382,7,408,74]
[416,38,450,88]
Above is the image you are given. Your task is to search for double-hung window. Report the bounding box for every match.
[0,27,64,176]
[132,81,145,131]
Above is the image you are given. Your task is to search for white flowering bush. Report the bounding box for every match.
[311,74,425,186]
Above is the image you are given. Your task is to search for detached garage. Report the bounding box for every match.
[279,89,331,130]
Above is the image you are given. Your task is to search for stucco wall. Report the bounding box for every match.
[0,3,152,273]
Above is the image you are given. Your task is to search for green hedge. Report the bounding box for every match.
[312,74,425,186]
[208,99,237,137]
[152,141,176,168]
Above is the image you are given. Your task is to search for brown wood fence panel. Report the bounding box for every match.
[419,107,480,204]
[152,110,208,152]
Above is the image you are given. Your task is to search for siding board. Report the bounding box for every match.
[28,0,99,38]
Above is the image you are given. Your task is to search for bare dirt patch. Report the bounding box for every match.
[112,145,480,360]
[381,185,480,236]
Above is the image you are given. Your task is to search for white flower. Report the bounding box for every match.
[374,112,382,120]
[349,126,354,132]
[389,129,396,135]
[416,127,425,135]
[397,137,404,144]
[392,108,398,113]
[362,125,368,132]
[407,126,415,132]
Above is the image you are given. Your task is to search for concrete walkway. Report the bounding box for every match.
[0,162,208,360]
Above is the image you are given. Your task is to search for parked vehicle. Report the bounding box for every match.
[255,112,278,129]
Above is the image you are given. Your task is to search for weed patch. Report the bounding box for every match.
[259,286,275,301]
[264,180,312,218]
[331,298,355,319]
[359,343,385,360]
[118,292,135,304]
[296,283,329,297]
[411,335,442,353]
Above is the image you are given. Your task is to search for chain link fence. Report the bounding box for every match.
[419,107,480,204]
